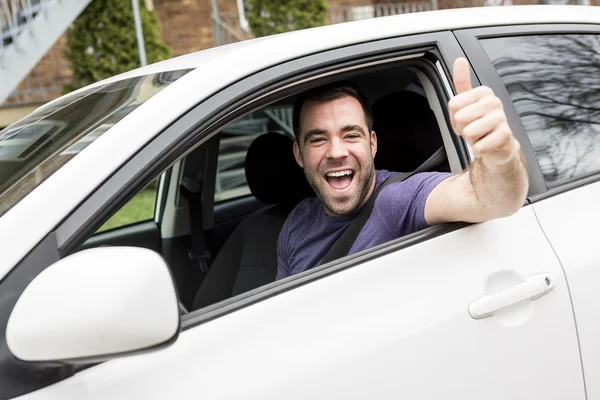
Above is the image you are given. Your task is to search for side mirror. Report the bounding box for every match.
[6,247,180,363]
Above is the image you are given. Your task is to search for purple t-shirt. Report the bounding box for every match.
[276,170,450,279]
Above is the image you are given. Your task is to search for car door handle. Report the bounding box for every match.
[469,273,556,319]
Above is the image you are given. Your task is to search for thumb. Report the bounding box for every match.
[453,57,472,95]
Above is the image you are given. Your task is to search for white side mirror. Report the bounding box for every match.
[6,247,180,363]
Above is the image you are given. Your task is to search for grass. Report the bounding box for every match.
[97,187,157,233]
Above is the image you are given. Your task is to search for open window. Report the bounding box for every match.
[74,50,465,316]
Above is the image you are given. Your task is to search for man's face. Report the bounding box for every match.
[293,96,377,216]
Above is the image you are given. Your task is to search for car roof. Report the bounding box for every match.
[43,5,599,109]
[100,5,600,80]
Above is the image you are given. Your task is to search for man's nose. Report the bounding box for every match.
[326,138,349,159]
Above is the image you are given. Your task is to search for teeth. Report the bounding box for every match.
[327,170,353,178]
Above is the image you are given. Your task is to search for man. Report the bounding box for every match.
[276,58,528,279]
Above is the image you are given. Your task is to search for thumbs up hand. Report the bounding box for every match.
[448,57,520,166]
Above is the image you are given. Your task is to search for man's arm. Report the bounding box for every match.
[424,58,529,225]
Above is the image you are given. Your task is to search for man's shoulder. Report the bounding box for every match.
[291,196,320,215]
[382,170,450,188]
[376,171,452,202]
[281,196,321,231]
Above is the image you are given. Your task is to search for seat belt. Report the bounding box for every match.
[180,179,211,272]
[320,146,446,265]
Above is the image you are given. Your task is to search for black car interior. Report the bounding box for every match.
[192,132,313,310]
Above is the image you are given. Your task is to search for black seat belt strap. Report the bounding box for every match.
[320,146,446,265]
[181,183,210,272]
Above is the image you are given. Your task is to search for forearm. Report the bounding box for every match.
[428,57,530,225]
[469,141,528,219]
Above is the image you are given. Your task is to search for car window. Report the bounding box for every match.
[96,177,160,233]
[214,105,294,202]
[480,34,600,187]
[0,69,190,217]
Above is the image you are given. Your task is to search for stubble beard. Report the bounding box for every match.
[303,160,375,216]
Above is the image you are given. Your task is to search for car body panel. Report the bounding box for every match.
[532,180,600,400]
[16,207,585,399]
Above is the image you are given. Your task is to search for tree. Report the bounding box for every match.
[65,0,171,92]
[246,0,327,38]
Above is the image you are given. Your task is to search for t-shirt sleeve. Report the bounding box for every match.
[377,172,452,236]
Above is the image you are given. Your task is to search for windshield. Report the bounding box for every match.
[0,69,190,217]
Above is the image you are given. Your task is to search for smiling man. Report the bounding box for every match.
[276,58,529,279]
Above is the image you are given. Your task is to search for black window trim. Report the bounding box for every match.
[454,23,600,203]
[55,32,471,329]
[155,169,171,225]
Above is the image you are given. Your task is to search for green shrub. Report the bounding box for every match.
[65,0,171,92]
[246,0,327,38]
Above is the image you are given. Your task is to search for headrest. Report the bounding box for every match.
[245,132,314,205]
[372,91,443,172]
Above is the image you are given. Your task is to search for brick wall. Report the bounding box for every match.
[3,35,71,106]
[3,0,226,107]
[150,0,240,56]
[329,0,371,5]
[439,0,537,6]
[154,0,215,56]
[217,0,238,13]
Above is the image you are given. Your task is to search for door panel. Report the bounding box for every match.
[459,25,600,398]
[25,207,584,399]
[532,181,600,400]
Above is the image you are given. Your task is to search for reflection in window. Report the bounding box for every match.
[481,34,600,186]
[215,106,294,202]
[0,69,190,217]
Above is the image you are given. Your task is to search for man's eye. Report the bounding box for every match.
[346,134,360,139]
[310,138,324,144]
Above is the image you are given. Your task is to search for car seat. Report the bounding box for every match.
[192,132,313,310]
[372,90,446,172]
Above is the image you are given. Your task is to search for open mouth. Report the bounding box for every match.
[325,169,354,191]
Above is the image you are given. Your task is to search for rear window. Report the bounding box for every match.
[480,34,600,187]
[215,105,294,202]
[0,69,190,217]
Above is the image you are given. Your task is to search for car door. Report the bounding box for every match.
[457,24,600,400]
[17,213,583,400]
[9,31,585,399]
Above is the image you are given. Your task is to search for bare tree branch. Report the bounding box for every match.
[483,33,600,184]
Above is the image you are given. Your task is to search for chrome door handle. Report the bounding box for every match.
[469,273,556,319]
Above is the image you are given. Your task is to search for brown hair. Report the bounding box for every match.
[292,81,373,142]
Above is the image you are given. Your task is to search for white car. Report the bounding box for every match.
[1,6,599,399]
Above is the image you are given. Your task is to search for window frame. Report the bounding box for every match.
[55,32,471,251]
[454,23,600,202]
[58,32,471,329]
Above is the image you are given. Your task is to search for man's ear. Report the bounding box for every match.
[370,130,377,158]
[293,141,304,168]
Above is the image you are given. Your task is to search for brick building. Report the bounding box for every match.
[0,0,596,127]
